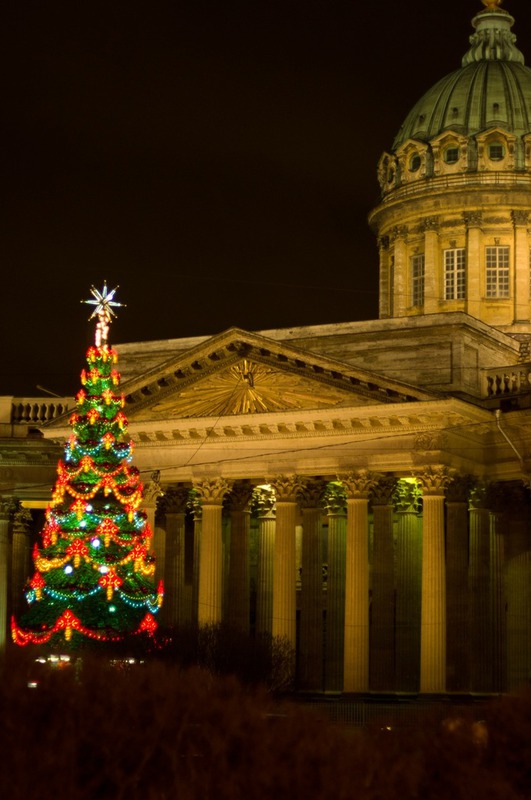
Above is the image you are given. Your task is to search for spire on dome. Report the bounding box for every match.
[462,0,525,65]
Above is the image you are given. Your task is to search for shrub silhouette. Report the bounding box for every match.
[2,647,531,800]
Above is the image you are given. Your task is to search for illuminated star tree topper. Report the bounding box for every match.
[82,282,125,347]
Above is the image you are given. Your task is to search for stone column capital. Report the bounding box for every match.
[268,474,304,503]
[0,496,17,522]
[252,485,276,517]
[12,506,32,533]
[446,474,473,504]
[416,466,452,496]
[299,478,326,510]
[463,210,483,228]
[324,482,347,515]
[144,471,164,508]
[161,486,190,515]
[193,478,233,506]
[227,482,254,512]
[512,209,529,227]
[393,479,421,513]
[338,470,379,499]
[371,476,397,506]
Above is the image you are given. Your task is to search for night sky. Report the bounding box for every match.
[5,0,531,397]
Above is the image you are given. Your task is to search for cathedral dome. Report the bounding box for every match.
[393,1,531,151]
[369,0,531,335]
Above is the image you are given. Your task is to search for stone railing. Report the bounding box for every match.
[484,367,531,398]
[10,398,74,425]
[381,171,531,204]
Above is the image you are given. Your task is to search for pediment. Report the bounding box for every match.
[122,327,435,421]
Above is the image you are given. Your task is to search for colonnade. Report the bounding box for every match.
[2,468,531,694]
[145,468,531,695]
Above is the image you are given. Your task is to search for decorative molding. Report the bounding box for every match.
[414,432,448,452]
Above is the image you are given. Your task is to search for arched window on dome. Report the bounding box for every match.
[395,140,429,185]
[476,128,516,172]
[431,131,468,176]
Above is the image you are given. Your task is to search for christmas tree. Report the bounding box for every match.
[12,283,163,648]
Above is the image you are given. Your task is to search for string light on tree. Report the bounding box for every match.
[12,283,163,648]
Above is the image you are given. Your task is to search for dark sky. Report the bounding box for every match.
[4,0,531,396]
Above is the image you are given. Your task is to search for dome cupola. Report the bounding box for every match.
[369,1,531,335]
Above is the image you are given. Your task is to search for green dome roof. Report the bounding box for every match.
[392,2,531,150]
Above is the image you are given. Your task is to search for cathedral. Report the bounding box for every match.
[2,0,531,694]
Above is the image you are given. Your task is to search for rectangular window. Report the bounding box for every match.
[444,248,466,300]
[412,254,425,306]
[486,246,510,298]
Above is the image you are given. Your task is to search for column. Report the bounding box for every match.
[488,485,507,693]
[161,487,189,627]
[0,500,12,663]
[144,473,165,589]
[324,483,347,692]
[11,505,32,620]
[226,483,253,634]
[446,476,471,692]
[270,475,302,650]
[464,211,483,320]
[194,478,232,625]
[512,210,530,323]
[299,479,325,692]
[418,467,451,694]
[370,477,396,692]
[394,480,422,692]
[423,217,439,314]
[505,484,531,691]
[191,501,202,625]
[469,483,492,692]
[253,486,276,636]
[341,470,378,694]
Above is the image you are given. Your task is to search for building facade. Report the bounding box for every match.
[2,0,531,694]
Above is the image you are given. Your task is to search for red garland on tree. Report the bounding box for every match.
[12,283,163,648]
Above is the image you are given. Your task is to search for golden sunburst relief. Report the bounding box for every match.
[146,359,359,418]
